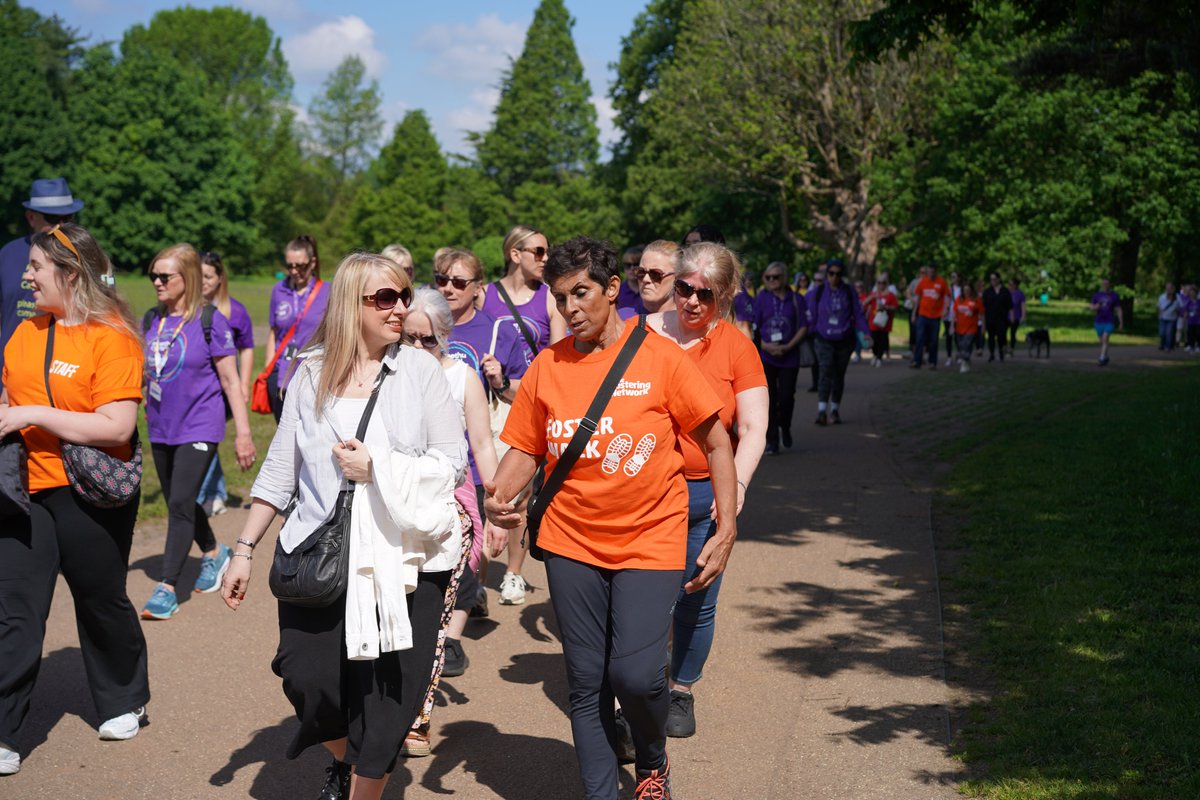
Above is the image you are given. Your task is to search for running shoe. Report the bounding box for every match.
[211,497,227,516]
[831,410,842,425]
[781,429,793,449]
[815,411,828,426]
[98,707,147,740]
[665,690,696,738]
[194,543,231,593]
[443,637,468,678]
[318,758,351,800]
[634,758,672,799]
[0,745,19,775]
[764,441,779,456]
[469,585,490,618]
[498,571,528,605]
[141,584,178,620]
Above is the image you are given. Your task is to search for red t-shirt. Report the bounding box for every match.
[501,318,722,570]
[865,290,898,332]
[915,277,951,319]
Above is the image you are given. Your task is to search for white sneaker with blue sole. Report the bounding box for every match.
[194,543,232,594]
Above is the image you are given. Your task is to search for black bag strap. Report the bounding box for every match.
[345,362,392,488]
[494,280,540,354]
[43,317,57,409]
[144,304,215,345]
[526,315,648,532]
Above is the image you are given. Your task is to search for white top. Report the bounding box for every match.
[444,358,470,428]
[1158,293,1181,321]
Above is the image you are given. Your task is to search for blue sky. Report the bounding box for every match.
[28,0,647,158]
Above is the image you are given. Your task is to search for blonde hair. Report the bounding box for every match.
[303,252,412,410]
[502,224,542,273]
[201,251,231,319]
[679,242,742,317]
[381,243,413,272]
[151,243,205,322]
[434,247,484,281]
[30,223,140,342]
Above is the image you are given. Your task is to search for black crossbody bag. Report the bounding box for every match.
[523,316,647,561]
[268,364,391,607]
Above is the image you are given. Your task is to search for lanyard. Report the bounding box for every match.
[152,314,187,378]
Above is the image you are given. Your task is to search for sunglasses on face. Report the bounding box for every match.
[284,259,313,271]
[828,270,843,278]
[433,273,479,290]
[148,272,179,284]
[763,274,783,281]
[634,268,674,283]
[674,279,715,303]
[362,286,412,310]
[403,332,439,349]
[519,246,548,259]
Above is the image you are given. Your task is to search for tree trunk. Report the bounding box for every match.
[1112,224,1141,323]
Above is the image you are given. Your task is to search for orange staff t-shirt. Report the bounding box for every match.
[915,276,951,319]
[677,319,767,479]
[3,315,144,492]
[500,317,722,571]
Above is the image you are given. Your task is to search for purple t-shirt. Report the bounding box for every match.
[753,290,808,368]
[227,297,254,350]
[733,290,754,323]
[481,282,553,352]
[1009,289,1026,323]
[807,283,868,341]
[1183,296,1200,324]
[269,279,329,388]
[616,281,643,320]
[144,310,236,445]
[1092,291,1121,325]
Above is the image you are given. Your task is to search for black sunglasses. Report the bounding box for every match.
[434,273,479,290]
[827,270,843,278]
[148,272,179,284]
[520,246,548,259]
[763,274,784,281]
[284,259,313,271]
[403,332,439,349]
[362,286,412,310]
[674,279,715,303]
[634,267,674,283]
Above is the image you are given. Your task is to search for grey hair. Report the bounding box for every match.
[381,243,413,271]
[408,286,454,354]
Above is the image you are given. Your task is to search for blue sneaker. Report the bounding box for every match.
[194,544,231,594]
[141,584,178,620]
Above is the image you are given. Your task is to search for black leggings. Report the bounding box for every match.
[151,442,218,586]
[762,363,799,446]
[1009,321,1021,351]
[943,320,955,356]
[815,335,855,404]
[0,486,148,744]
[267,370,286,423]
[986,323,1008,360]
[870,330,889,360]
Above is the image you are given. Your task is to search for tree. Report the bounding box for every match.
[638,0,931,278]
[473,0,600,196]
[71,44,257,271]
[308,55,383,193]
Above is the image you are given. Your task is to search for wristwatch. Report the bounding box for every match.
[497,375,511,393]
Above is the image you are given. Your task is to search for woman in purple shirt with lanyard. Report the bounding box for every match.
[753,262,808,454]
[265,235,329,420]
[808,263,869,425]
[481,225,567,350]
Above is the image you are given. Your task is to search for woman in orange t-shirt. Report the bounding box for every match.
[953,281,984,373]
[0,224,150,771]
[485,237,737,800]
[647,242,767,741]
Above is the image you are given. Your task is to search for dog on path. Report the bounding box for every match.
[1026,328,1051,358]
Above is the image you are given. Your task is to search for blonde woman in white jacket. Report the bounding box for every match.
[221,253,466,800]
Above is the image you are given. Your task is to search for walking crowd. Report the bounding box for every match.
[0,177,1191,799]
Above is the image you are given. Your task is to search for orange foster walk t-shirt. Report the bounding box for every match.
[3,315,144,492]
[954,297,984,335]
[678,319,767,479]
[500,317,722,571]
[915,276,951,319]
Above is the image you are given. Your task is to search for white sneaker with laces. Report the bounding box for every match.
[0,745,19,775]
[498,572,527,605]
[98,707,147,741]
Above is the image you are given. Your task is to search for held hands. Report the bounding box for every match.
[221,557,252,610]
[333,438,372,482]
[484,520,509,558]
[482,478,522,530]
[235,433,256,470]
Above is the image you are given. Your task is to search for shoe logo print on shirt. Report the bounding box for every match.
[623,434,656,477]
[602,433,633,474]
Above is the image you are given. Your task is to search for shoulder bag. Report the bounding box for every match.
[252,279,324,414]
[268,362,391,607]
[43,318,142,509]
[522,316,648,561]
[0,433,30,517]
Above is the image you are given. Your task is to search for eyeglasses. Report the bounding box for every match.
[433,273,479,290]
[674,279,715,304]
[47,224,81,262]
[763,274,784,282]
[362,286,412,310]
[634,268,674,283]
[623,261,640,270]
[148,272,179,284]
[519,246,548,259]
[403,332,439,349]
[284,259,313,272]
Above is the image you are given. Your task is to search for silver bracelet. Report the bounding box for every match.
[737,480,748,491]
[236,538,257,550]
[231,552,253,561]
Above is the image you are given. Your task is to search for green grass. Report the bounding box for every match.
[881,362,1200,799]
[116,275,281,521]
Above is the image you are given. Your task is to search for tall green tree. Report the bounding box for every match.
[473,0,600,196]
[307,55,383,193]
[0,1,80,240]
[71,44,257,271]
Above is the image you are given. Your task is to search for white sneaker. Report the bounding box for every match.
[959,362,970,373]
[98,707,147,741]
[498,572,528,605]
[211,497,227,516]
[0,745,19,775]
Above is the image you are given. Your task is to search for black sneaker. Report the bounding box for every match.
[781,429,793,449]
[318,758,350,800]
[831,410,842,425]
[613,708,636,764]
[469,586,489,618]
[443,637,468,678]
[815,411,828,426]
[665,690,696,738]
[635,758,672,799]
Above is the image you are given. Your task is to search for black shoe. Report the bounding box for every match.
[665,690,696,738]
[614,708,636,763]
[318,759,350,800]
[468,586,489,618]
[764,441,779,456]
[815,411,828,426]
[781,429,793,449]
[831,410,842,425]
[443,637,468,678]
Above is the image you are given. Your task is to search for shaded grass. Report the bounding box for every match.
[881,361,1200,799]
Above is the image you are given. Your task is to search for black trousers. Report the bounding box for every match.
[815,335,855,404]
[272,571,450,779]
[762,363,799,446]
[151,442,218,586]
[943,320,955,356]
[870,330,889,360]
[986,322,1008,360]
[544,553,682,800]
[267,370,286,423]
[1009,320,1021,351]
[0,486,148,746]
